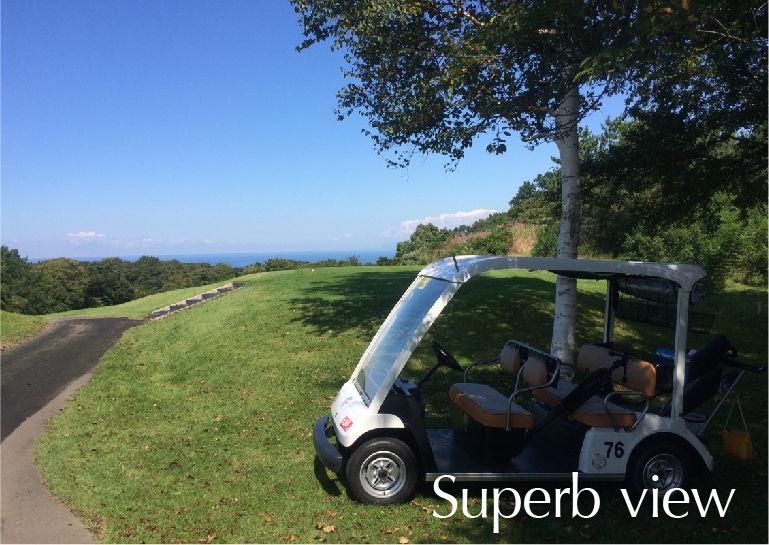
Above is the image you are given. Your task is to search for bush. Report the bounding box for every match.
[620,197,745,292]
[263,258,308,272]
[531,223,559,258]
[736,205,768,284]
[444,228,513,257]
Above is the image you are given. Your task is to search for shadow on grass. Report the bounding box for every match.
[288,269,418,337]
[287,269,573,356]
[313,457,343,497]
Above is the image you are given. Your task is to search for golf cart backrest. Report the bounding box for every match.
[519,356,549,387]
[532,344,653,431]
[499,347,554,388]
[463,340,553,382]
[499,344,523,374]
[577,344,656,397]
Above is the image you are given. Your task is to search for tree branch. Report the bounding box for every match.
[418,0,486,26]
[697,17,749,44]
[451,1,486,27]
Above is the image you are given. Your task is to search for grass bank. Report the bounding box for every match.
[0,309,49,349]
[36,266,767,543]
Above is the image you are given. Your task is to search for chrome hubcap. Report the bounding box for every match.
[360,451,407,497]
[643,453,684,490]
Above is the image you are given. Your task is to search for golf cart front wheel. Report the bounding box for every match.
[346,438,417,505]
[628,441,691,495]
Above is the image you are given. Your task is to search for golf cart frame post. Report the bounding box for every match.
[602,275,691,422]
[313,256,754,505]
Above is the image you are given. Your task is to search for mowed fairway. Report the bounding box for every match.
[36,266,767,543]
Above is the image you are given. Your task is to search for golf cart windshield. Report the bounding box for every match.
[354,276,451,401]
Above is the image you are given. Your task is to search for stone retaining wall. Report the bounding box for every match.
[151,282,246,319]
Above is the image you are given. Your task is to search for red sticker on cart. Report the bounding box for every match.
[340,416,353,431]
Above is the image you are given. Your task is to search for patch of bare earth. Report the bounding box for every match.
[509,223,538,255]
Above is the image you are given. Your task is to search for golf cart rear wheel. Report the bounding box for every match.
[628,441,691,495]
[346,438,417,505]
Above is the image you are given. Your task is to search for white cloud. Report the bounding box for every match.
[66,231,107,245]
[67,231,105,239]
[344,233,352,238]
[383,209,498,238]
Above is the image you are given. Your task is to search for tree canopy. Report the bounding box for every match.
[292,0,766,364]
[293,0,653,164]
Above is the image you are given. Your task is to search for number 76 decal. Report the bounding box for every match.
[604,441,625,458]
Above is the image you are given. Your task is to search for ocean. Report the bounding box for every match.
[47,250,395,268]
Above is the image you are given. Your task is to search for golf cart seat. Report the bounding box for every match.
[532,344,655,429]
[449,355,552,429]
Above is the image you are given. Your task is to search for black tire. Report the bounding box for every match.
[346,438,418,505]
[627,441,692,496]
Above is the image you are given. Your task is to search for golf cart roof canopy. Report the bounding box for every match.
[420,256,706,292]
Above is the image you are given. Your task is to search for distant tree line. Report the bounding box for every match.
[0,248,368,315]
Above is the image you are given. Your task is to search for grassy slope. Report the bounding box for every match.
[35,266,767,543]
[0,309,49,349]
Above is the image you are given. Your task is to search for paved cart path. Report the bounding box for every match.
[1,316,142,543]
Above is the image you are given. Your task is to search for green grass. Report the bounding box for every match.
[35,266,767,543]
[0,309,49,349]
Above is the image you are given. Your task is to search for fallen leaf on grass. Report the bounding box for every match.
[399,537,411,544]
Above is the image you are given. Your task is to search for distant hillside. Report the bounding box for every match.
[392,212,539,265]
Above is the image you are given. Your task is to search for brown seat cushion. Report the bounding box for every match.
[532,382,637,428]
[449,383,533,429]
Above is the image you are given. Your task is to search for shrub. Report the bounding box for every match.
[531,223,560,258]
[446,228,513,256]
[736,204,768,285]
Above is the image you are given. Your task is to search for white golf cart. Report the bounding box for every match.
[313,256,764,505]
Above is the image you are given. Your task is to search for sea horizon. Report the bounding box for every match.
[28,249,396,268]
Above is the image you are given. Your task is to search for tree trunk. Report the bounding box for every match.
[551,81,581,376]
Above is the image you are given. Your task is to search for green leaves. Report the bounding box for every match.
[291,0,642,165]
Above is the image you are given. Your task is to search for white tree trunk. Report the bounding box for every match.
[551,81,581,376]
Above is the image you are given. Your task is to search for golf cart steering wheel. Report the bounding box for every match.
[430,339,463,372]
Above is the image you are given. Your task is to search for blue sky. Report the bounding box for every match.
[1,0,624,260]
